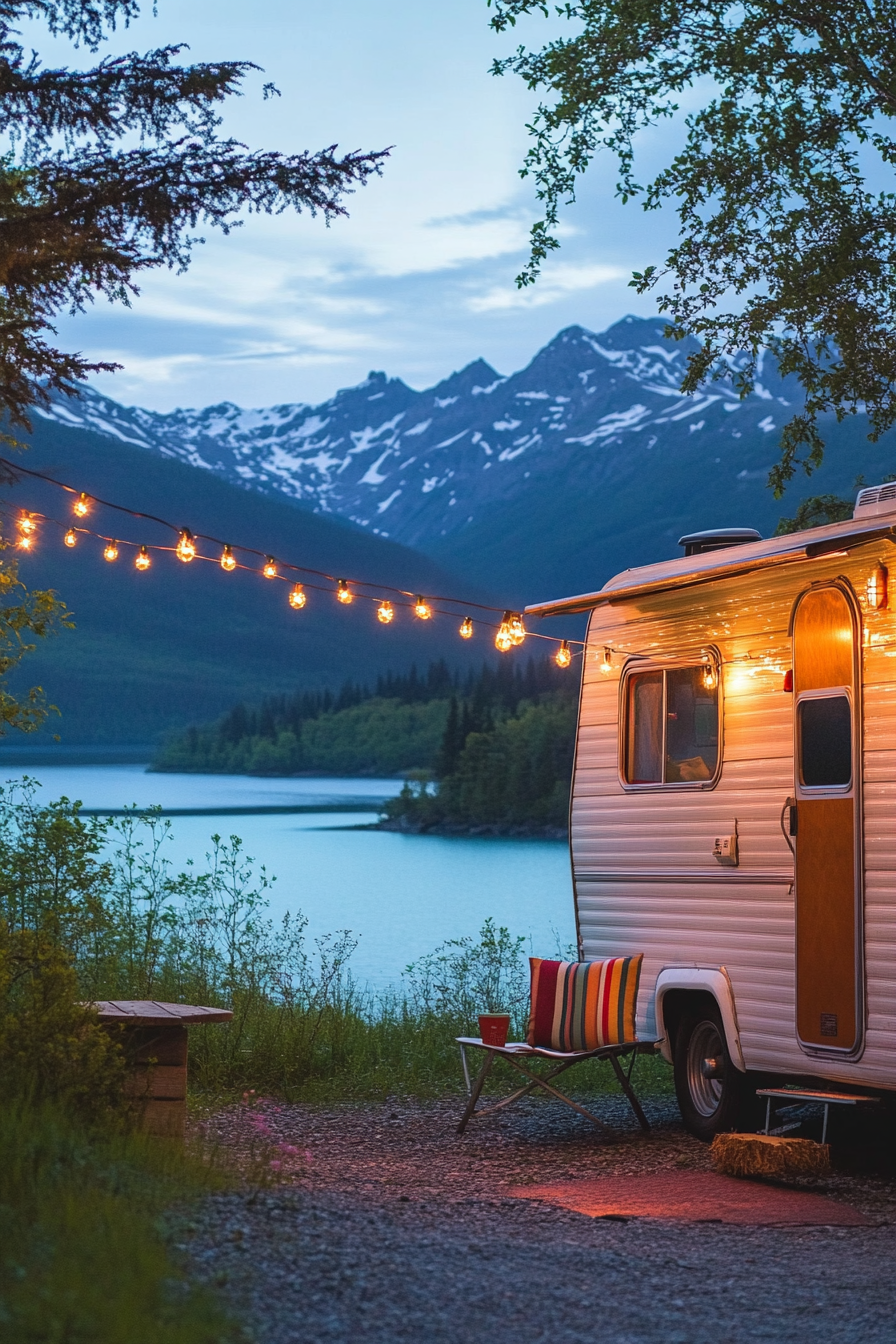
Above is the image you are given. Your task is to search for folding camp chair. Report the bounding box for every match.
[455,1036,657,1136]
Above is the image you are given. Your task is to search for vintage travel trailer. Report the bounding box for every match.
[526,483,896,1139]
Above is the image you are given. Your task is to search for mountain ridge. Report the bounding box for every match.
[32,315,896,604]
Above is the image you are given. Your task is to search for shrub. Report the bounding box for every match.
[0,923,126,1120]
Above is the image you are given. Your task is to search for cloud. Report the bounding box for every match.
[467,264,628,312]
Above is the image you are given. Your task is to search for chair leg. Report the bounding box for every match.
[467,1060,583,1121]
[498,1057,616,1135]
[456,1051,495,1135]
[608,1050,650,1132]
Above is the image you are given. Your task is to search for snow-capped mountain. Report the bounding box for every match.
[34,315,797,554]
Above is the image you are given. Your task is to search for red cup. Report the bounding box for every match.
[478,1013,511,1047]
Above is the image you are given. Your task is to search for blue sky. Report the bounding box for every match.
[40,0,681,411]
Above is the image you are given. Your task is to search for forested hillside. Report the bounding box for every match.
[154,658,579,834]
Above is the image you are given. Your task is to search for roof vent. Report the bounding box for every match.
[678,527,762,557]
[853,482,896,519]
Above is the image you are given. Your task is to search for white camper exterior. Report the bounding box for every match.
[526,493,896,1136]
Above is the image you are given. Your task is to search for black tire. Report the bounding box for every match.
[673,1003,749,1141]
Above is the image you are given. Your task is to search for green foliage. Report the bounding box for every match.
[490,0,896,491]
[0,925,126,1119]
[774,493,856,536]
[0,551,70,735]
[404,917,528,1022]
[0,780,675,1104]
[386,693,578,832]
[152,658,570,777]
[156,699,450,776]
[301,698,449,774]
[0,0,387,426]
[0,1100,236,1344]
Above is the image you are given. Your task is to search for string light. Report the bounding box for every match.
[176,529,196,563]
[702,661,718,691]
[600,647,612,674]
[495,612,514,653]
[2,465,589,668]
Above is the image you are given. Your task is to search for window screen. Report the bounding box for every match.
[624,666,720,785]
[799,695,851,788]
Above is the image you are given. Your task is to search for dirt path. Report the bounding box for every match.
[184,1094,896,1343]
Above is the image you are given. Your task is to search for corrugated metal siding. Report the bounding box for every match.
[570,551,896,1088]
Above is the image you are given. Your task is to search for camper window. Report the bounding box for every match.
[798,694,851,788]
[623,666,719,786]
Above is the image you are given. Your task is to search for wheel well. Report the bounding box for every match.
[661,990,722,1057]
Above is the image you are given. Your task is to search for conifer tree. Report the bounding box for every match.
[0,0,388,428]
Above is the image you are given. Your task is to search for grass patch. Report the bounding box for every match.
[0,1101,238,1344]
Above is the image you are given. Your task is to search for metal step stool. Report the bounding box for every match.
[757,1087,878,1145]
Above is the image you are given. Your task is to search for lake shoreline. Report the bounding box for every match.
[374,816,568,842]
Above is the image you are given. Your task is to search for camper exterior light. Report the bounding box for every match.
[866,563,888,609]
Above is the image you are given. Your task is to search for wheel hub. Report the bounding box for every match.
[687,1021,726,1116]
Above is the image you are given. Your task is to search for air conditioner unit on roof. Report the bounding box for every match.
[854,483,896,519]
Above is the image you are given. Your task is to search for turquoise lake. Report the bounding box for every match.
[0,766,574,989]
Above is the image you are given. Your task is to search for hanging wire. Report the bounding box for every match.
[0,477,586,655]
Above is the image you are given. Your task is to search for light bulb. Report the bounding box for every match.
[867,563,888,610]
[289,583,307,609]
[17,534,32,551]
[176,529,196,563]
[337,580,353,605]
[378,600,394,624]
[73,493,90,518]
[414,596,432,620]
[220,545,236,572]
[459,617,474,640]
[509,613,526,646]
[555,641,572,669]
[135,546,151,571]
[702,661,718,691]
[600,647,612,675]
[263,557,277,579]
[64,529,77,548]
[18,513,35,536]
[495,613,514,653]
[104,541,119,562]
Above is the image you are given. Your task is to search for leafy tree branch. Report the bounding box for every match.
[490,0,896,491]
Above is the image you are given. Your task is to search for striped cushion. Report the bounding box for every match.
[527,956,643,1051]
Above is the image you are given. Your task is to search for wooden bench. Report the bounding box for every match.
[456,1036,657,1136]
[92,1000,232,1138]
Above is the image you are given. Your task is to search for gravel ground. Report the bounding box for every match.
[182,1090,896,1343]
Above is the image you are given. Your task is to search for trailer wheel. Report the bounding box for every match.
[673,1005,747,1141]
